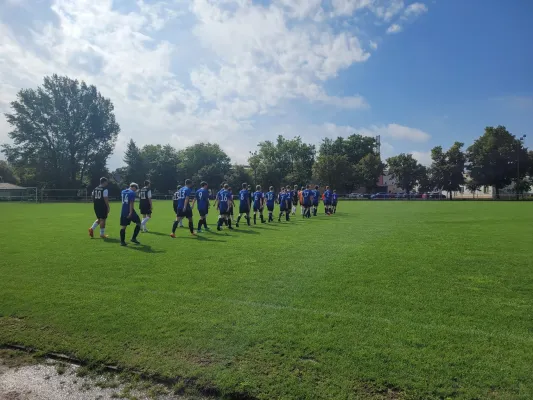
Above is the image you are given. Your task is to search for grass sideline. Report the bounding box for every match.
[1,201,532,399]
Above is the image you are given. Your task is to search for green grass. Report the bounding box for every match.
[1,201,532,399]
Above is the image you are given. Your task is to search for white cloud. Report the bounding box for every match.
[386,24,403,34]
[410,150,432,166]
[403,2,428,17]
[356,123,430,142]
[0,0,429,168]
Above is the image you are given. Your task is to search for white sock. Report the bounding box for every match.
[100,228,105,236]
[141,217,150,226]
[91,220,99,230]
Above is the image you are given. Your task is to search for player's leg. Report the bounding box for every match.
[171,215,180,238]
[141,212,151,232]
[89,209,100,237]
[253,209,257,225]
[217,212,225,231]
[99,218,108,238]
[260,209,265,223]
[187,215,196,235]
[130,212,141,244]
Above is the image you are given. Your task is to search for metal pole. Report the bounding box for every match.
[517,135,526,200]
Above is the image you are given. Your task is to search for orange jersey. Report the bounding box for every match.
[298,191,303,205]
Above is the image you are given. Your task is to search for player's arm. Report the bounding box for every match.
[183,195,189,211]
[191,192,196,209]
[128,196,134,218]
[103,189,110,213]
[148,190,152,210]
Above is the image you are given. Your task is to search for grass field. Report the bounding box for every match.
[1,200,532,399]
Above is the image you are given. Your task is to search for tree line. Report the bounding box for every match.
[1,75,532,198]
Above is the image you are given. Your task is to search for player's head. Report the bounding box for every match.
[269,186,274,191]
[144,180,151,188]
[177,184,182,190]
[333,189,336,193]
[294,185,298,190]
[242,183,247,189]
[286,185,290,190]
[306,184,310,189]
[220,183,224,189]
[201,181,208,188]
[185,179,192,188]
[224,183,229,190]
[100,177,108,187]
[256,185,261,191]
[130,182,139,192]
[315,185,319,190]
[326,185,330,190]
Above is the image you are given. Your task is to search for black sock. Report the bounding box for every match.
[224,218,228,226]
[261,214,265,223]
[172,221,178,233]
[203,219,208,228]
[197,220,202,231]
[237,215,242,224]
[286,212,289,221]
[217,218,222,228]
[189,220,194,234]
[253,214,257,224]
[120,228,126,243]
[228,219,232,228]
[132,225,140,240]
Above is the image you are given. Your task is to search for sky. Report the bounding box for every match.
[0,0,532,169]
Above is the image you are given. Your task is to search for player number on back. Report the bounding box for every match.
[94,190,102,199]
[122,193,129,204]
[198,192,202,199]
[140,191,146,200]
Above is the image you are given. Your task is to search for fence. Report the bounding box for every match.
[40,189,88,202]
[0,187,37,202]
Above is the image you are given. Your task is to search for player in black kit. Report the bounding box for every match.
[88,177,110,239]
[139,180,152,232]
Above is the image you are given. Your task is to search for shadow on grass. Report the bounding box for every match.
[143,231,170,237]
[103,238,166,253]
[234,228,260,235]
[196,235,226,243]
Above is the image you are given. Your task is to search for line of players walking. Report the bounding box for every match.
[89,177,338,246]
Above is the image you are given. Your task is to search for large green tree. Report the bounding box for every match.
[313,154,352,191]
[142,144,180,193]
[386,153,423,194]
[430,142,466,199]
[0,160,18,184]
[416,165,434,194]
[123,139,145,184]
[178,143,231,187]
[356,153,386,192]
[466,126,528,198]
[225,165,253,191]
[2,74,120,188]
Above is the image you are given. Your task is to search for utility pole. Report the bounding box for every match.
[517,135,526,200]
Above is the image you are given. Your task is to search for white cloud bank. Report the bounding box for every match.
[0,0,429,167]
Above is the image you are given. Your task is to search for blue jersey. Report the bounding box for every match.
[303,189,312,205]
[195,188,209,210]
[239,189,250,205]
[253,191,264,208]
[176,186,192,209]
[333,193,338,203]
[217,189,231,210]
[265,191,275,207]
[120,189,136,216]
[313,189,320,204]
[324,190,332,202]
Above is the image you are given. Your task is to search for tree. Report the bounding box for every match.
[430,142,466,200]
[416,165,434,194]
[465,178,482,198]
[466,126,528,199]
[528,151,533,178]
[141,144,180,193]
[356,153,386,192]
[225,165,253,191]
[386,153,423,194]
[0,160,18,184]
[2,74,120,188]
[313,154,352,191]
[178,143,231,187]
[123,139,145,184]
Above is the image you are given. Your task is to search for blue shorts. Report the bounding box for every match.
[324,201,332,206]
[239,205,250,214]
[219,206,229,215]
[198,207,208,217]
[267,204,274,212]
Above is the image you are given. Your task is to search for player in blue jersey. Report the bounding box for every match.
[323,186,332,215]
[192,181,210,233]
[119,182,141,246]
[265,186,275,222]
[236,182,251,228]
[215,184,234,230]
[312,185,320,216]
[332,190,338,213]
[228,187,235,223]
[253,185,265,224]
[278,188,289,222]
[302,184,313,218]
[176,184,184,227]
[291,185,298,215]
[171,179,196,238]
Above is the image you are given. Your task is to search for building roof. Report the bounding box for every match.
[0,182,26,190]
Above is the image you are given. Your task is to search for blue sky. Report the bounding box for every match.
[0,0,531,168]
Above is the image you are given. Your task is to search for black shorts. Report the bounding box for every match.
[267,205,274,212]
[333,202,338,206]
[239,205,250,214]
[198,208,208,218]
[177,207,193,219]
[229,206,234,215]
[253,205,262,212]
[120,211,141,227]
[139,206,152,215]
[94,205,108,220]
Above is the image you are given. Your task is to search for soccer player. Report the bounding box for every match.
[323,186,332,215]
[291,185,298,215]
[299,186,304,215]
[253,185,265,224]
[170,179,196,238]
[89,177,110,238]
[119,182,142,246]
[193,181,210,233]
[265,186,275,222]
[228,186,235,223]
[285,185,293,219]
[176,184,184,227]
[302,185,313,218]
[278,188,289,222]
[332,190,338,213]
[139,180,152,232]
[236,183,251,228]
[312,185,320,217]
[215,184,234,230]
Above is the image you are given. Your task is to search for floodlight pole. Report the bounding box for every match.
[517,135,526,200]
